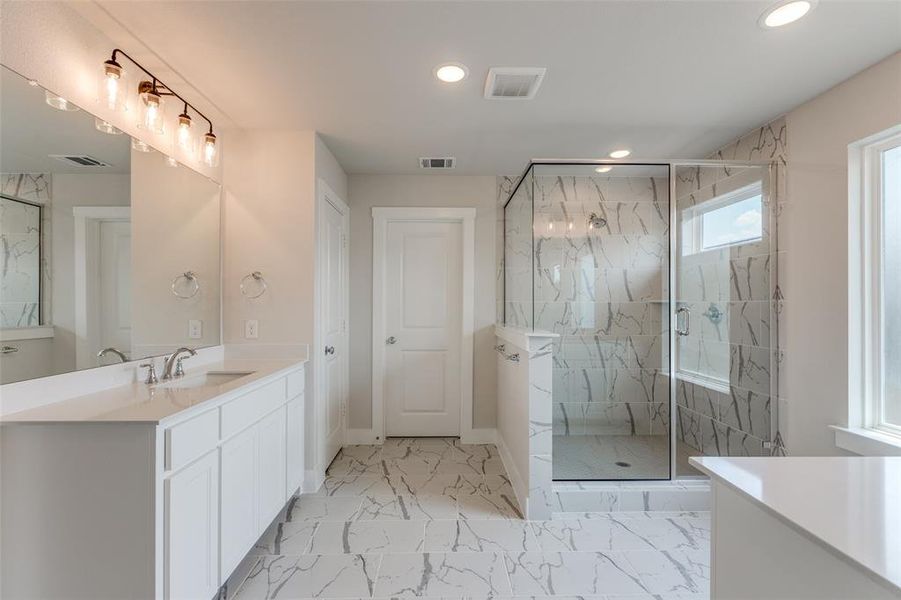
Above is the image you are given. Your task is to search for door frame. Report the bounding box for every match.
[371,206,476,442]
[314,179,350,481]
[73,206,131,369]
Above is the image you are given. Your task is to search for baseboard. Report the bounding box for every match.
[494,432,528,516]
[345,428,381,445]
[459,428,497,444]
[302,469,325,494]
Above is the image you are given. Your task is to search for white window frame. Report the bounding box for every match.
[682,181,763,256]
[848,125,901,445]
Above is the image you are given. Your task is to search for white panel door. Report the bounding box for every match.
[98,220,131,359]
[257,407,287,526]
[219,426,257,578]
[165,450,219,600]
[320,196,347,468]
[384,221,463,436]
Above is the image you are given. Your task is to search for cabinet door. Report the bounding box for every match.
[166,450,219,600]
[286,396,304,498]
[220,425,258,578]
[257,407,287,526]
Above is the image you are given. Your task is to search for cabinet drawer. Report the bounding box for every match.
[166,409,219,472]
[287,369,305,399]
[221,379,286,440]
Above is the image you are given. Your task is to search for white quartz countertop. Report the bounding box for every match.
[0,359,305,425]
[691,456,901,592]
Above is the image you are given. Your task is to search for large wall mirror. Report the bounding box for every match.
[0,65,221,384]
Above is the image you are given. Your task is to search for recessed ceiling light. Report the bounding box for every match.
[609,149,631,159]
[759,0,816,28]
[595,166,613,173]
[435,63,468,83]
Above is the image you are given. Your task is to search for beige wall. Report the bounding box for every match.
[782,51,901,456]
[347,175,497,430]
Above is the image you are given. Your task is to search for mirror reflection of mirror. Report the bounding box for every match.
[0,65,221,385]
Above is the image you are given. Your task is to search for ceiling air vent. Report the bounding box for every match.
[484,67,546,100]
[50,154,111,167]
[419,157,456,169]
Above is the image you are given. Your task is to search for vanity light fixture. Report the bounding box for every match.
[45,91,79,111]
[759,0,816,28]
[435,63,468,83]
[101,49,219,166]
[595,165,613,173]
[609,149,631,159]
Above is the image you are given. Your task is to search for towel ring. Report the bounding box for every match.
[240,271,267,299]
[171,271,200,299]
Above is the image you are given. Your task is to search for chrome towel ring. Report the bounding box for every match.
[240,271,268,299]
[171,271,200,299]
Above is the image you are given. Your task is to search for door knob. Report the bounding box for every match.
[324,345,335,355]
[386,336,397,345]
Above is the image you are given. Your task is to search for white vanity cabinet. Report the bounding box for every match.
[0,360,307,600]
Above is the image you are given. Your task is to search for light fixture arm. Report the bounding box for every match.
[109,48,215,134]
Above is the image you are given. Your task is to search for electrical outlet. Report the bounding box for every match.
[188,319,202,339]
[244,319,259,339]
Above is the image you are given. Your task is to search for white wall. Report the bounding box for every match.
[783,51,901,455]
[347,175,497,430]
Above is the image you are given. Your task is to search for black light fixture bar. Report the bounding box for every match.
[108,48,215,134]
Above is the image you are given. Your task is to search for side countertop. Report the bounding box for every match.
[0,359,306,425]
[691,455,901,593]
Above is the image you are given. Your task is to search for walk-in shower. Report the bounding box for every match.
[502,160,779,481]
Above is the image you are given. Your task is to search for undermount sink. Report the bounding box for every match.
[156,371,255,390]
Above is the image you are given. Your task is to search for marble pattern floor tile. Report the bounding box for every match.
[424,519,541,552]
[234,554,381,599]
[232,439,711,600]
[374,552,513,597]
[309,521,426,554]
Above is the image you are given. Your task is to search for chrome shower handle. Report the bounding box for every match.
[675,306,691,336]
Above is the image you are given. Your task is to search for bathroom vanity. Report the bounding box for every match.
[692,456,901,600]
[1,359,306,600]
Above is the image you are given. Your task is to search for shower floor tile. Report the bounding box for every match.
[552,435,702,480]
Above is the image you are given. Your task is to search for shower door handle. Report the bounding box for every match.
[675,307,691,336]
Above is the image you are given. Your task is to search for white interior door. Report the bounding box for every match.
[319,192,348,469]
[384,220,462,436]
[98,220,132,360]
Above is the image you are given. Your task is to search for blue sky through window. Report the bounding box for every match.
[701,194,762,249]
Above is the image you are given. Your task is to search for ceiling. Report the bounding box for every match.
[1,66,131,174]
[93,0,901,175]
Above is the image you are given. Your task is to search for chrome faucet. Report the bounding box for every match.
[97,347,128,363]
[161,347,197,380]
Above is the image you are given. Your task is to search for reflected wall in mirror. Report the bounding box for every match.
[0,65,221,384]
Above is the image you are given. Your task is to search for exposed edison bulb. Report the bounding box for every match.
[176,112,195,155]
[137,83,164,134]
[100,59,125,111]
[202,131,219,167]
[45,90,79,111]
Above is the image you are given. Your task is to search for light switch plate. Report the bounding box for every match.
[244,319,259,339]
[188,319,202,339]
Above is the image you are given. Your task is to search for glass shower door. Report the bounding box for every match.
[672,163,777,476]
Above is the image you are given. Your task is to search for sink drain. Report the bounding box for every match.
[615,461,631,468]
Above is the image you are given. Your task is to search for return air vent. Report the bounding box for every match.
[49,154,111,167]
[419,157,456,169]
[484,67,546,99]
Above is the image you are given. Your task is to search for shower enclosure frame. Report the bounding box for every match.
[502,158,780,482]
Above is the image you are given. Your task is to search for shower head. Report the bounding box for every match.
[588,212,607,229]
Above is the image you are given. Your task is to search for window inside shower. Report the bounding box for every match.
[502,161,778,482]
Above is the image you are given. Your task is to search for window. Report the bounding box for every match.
[850,127,901,438]
[682,182,763,255]
[0,195,43,328]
